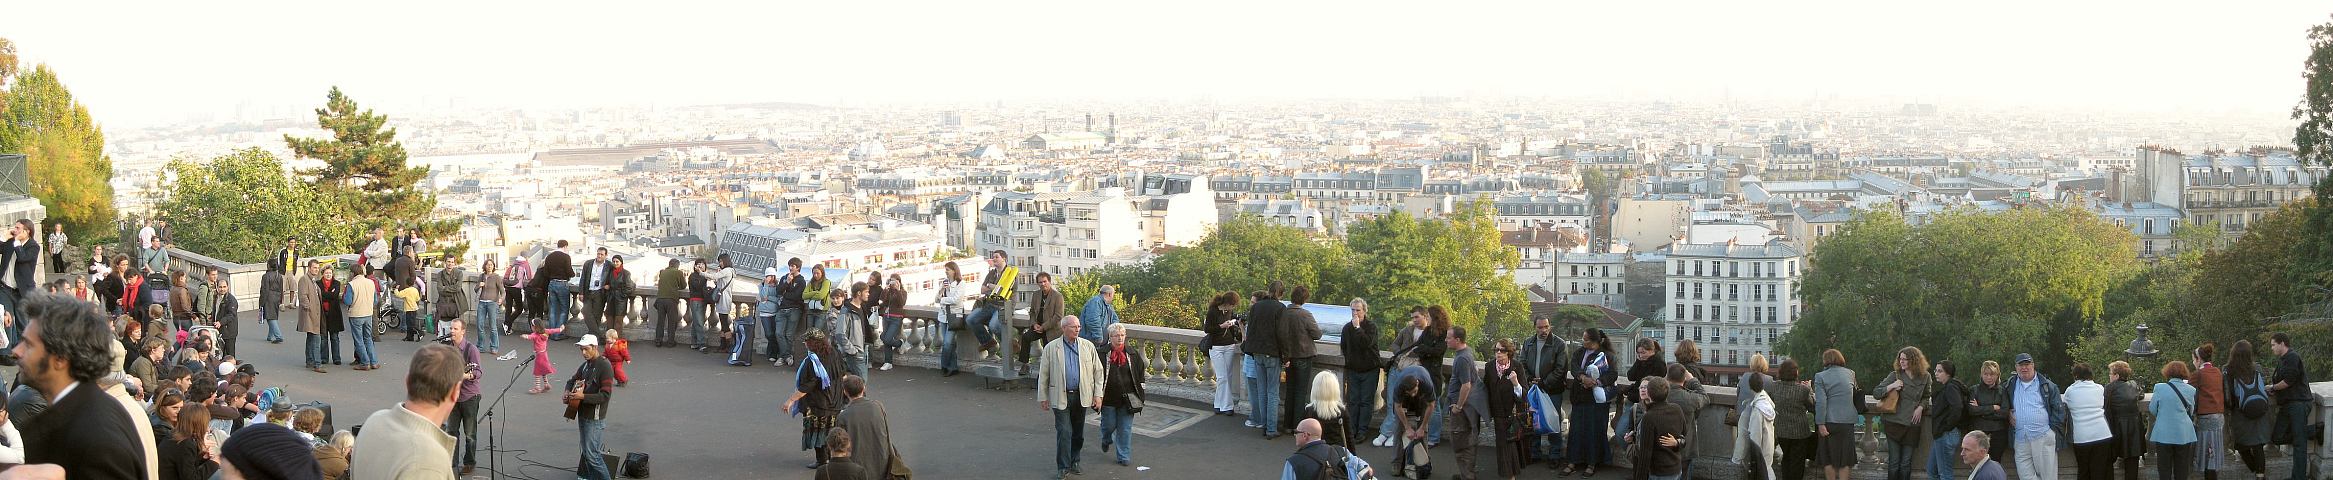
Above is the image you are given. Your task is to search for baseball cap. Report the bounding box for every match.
[764,267,782,278]
[2014,353,2034,365]
[577,334,600,347]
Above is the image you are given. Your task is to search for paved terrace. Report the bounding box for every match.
[151,249,2331,479]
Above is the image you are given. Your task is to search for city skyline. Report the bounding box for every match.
[6,1,2330,128]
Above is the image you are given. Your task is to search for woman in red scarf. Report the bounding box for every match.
[1099,323,1147,466]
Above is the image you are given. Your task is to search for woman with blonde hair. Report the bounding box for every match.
[315,430,354,480]
[1305,371,1350,448]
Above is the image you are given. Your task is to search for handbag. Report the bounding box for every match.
[1870,389,1900,415]
[886,445,912,479]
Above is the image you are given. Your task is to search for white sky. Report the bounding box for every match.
[4,1,2328,127]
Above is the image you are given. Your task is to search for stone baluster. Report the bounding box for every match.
[897,314,919,354]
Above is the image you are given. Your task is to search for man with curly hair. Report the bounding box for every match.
[16,292,149,480]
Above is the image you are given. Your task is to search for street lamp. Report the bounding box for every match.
[2125,323,2159,358]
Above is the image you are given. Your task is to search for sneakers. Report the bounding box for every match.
[1245,420,1263,429]
[1373,434,1393,447]
[879,363,894,371]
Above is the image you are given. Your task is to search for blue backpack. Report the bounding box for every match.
[2234,373,2272,419]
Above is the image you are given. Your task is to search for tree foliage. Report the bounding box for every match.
[2283,14,2333,376]
[1349,198,1531,345]
[1780,207,2139,384]
[153,148,351,264]
[1078,203,1529,348]
[0,63,117,239]
[282,87,459,255]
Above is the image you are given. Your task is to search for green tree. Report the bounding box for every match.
[153,148,352,264]
[284,87,458,255]
[2282,14,2333,376]
[1348,198,1530,345]
[0,64,117,239]
[1780,207,2139,384]
[1139,215,1352,308]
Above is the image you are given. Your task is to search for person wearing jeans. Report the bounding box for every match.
[547,279,571,338]
[1927,361,1968,480]
[767,260,808,366]
[345,270,383,370]
[1039,316,1102,478]
[1250,354,1284,437]
[935,262,966,376]
[476,258,504,355]
[2267,333,2311,480]
[297,259,326,372]
[686,259,709,351]
[771,307,800,365]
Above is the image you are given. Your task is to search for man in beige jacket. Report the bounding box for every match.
[1038,316,1102,479]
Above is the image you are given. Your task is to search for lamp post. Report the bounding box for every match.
[2125,323,2159,358]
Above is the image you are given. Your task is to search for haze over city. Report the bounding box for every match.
[7,1,2330,127]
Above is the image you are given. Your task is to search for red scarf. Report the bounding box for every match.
[1109,345,1130,366]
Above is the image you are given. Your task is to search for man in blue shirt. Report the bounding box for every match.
[1039,316,1103,479]
[2003,353,2063,480]
[1078,285,1118,345]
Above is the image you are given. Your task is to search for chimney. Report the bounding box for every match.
[1085,114,1094,133]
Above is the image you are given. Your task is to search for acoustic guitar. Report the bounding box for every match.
[562,379,584,420]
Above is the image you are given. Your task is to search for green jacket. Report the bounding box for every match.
[657,268,686,299]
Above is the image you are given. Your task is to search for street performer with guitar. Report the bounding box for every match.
[566,334,616,480]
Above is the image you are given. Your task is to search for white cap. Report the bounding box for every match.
[764,267,782,278]
[576,334,599,347]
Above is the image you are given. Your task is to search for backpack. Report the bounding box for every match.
[1307,445,1377,480]
[2235,372,2272,419]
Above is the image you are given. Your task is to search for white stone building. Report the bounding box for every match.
[1663,240,1804,368]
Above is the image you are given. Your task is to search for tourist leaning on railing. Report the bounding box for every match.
[2065,363,2110,480]
[1338,298,1380,443]
[2106,361,2145,480]
[1201,291,1243,417]
[1769,358,1816,480]
[1561,328,1616,478]
[1871,346,1931,480]
[1811,349,1858,480]
[2224,340,2274,480]
[2190,344,2229,480]
[2150,361,2202,480]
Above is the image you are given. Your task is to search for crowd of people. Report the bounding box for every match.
[0,215,2322,480]
[1233,284,2321,480]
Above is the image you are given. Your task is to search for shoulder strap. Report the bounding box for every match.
[2170,383,2195,420]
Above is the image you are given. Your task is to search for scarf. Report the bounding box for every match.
[1110,345,1130,366]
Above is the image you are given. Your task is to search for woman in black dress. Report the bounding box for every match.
[1487,338,1532,480]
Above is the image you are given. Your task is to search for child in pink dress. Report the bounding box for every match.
[522,321,566,394]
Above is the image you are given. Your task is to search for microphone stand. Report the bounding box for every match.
[484,353,535,480]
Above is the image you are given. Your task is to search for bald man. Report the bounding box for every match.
[1283,418,1360,480]
[1964,431,2006,480]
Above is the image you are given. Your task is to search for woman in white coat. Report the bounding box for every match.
[1735,374,1779,480]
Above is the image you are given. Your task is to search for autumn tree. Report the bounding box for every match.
[284,87,459,255]
[0,60,116,239]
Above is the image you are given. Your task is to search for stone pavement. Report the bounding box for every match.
[214,320,2322,480]
[234,323,1545,479]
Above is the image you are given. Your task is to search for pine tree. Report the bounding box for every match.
[284,87,460,256]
